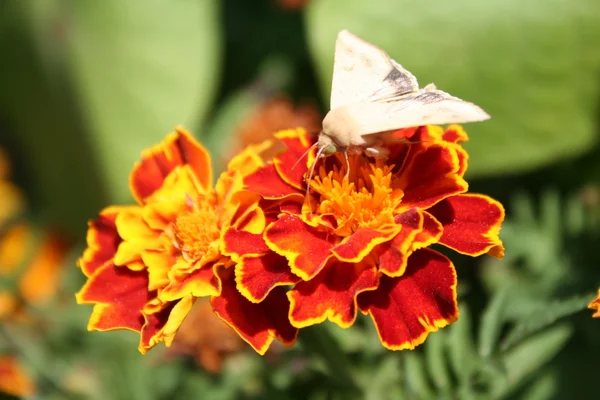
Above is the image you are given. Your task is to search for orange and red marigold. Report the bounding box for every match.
[76,124,505,355]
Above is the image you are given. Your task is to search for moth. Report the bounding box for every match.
[314,29,490,162]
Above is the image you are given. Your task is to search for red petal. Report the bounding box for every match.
[79,206,127,277]
[212,268,298,355]
[139,296,194,353]
[130,127,212,204]
[265,214,334,280]
[332,225,400,263]
[429,194,505,258]
[222,227,270,258]
[236,252,301,302]
[244,164,300,199]
[76,263,149,332]
[288,262,379,328]
[398,143,468,210]
[160,263,221,300]
[272,129,316,191]
[358,248,458,350]
[443,125,469,144]
[377,209,424,277]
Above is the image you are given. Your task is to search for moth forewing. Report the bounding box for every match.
[330,30,419,109]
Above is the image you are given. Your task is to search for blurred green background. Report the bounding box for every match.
[1,0,599,399]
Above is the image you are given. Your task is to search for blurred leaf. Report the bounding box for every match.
[447,305,479,383]
[424,331,451,392]
[26,0,222,202]
[363,355,401,400]
[501,293,592,350]
[404,352,435,399]
[520,369,559,400]
[306,0,600,177]
[493,323,572,398]
[478,288,508,358]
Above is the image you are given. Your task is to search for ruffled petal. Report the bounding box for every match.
[272,129,317,191]
[139,295,195,354]
[332,225,401,263]
[222,227,270,259]
[397,143,468,210]
[235,252,301,303]
[377,209,424,277]
[264,214,334,280]
[288,261,379,328]
[76,263,149,333]
[429,194,505,258]
[79,206,133,276]
[130,127,212,203]
[212,268,298,355]
[244,163,300,199]
[358,248,458,350]
[160,259,221,301]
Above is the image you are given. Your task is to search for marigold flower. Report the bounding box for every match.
[0,355,35,398]
[224,125,505,350]
[589,289,600,318]
[76,127,297,354]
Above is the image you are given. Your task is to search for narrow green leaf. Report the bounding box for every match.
[404,352,435,399]
[424,330,451,391]
[501,294,592,350]
[478,288,509,358]
[493,323,572,398]
[520,369,559,400]
[364,355,401,400]
[447,305,479,383]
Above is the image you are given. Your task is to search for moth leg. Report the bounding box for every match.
[364,146,389,160]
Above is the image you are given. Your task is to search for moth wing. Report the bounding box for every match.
[343,88,490,136]
[330,30,419,110]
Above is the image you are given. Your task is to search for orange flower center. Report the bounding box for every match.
[309,157,404,236]
[173,206,220,262]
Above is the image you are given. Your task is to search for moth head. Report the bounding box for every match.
[317,133,338,158]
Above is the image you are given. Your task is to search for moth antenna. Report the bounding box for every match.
[292,142,318,171]
[305,145,327,215]
[343,150,350,180]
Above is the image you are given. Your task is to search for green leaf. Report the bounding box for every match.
[478,288,508,358]
[520,369,559,400]
[447,305,479,383]
[501,293,592,350]
[493,323,572,398]
[306,0,600,177]
[28,0,221,202]
[404,352,435,399]
[424,331,451,391]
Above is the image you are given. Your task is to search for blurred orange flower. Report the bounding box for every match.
[0,146,69,320]
[0,355,35,398]
[224,126,505,350]
[168,299,245,373]
[589,289,600,318]
[76,127,297,354]
[222,96,321,168]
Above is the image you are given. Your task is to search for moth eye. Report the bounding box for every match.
[323,144,337,156]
